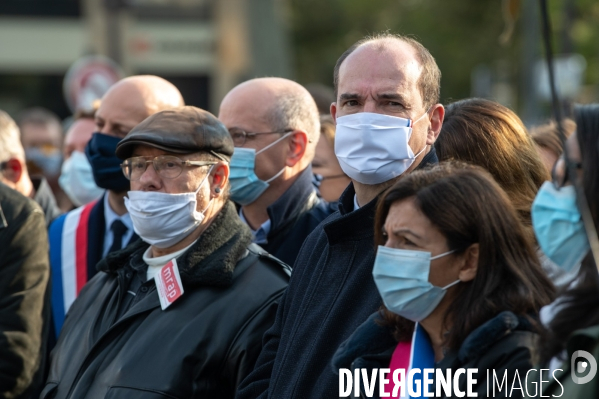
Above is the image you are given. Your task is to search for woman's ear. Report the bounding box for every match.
[458,243,479,282]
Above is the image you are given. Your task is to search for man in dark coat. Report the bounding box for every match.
[43,106,289,399]
[237,33,445,398]
[0,183,51,398]
[219,77,336,266]
[47,75,184,335]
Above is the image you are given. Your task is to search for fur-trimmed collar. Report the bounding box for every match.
[98,200,253,288]
[455,311,535,363]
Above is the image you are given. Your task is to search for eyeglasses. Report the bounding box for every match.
[121,155,217,181]
[551,156,582,189]
[229,129,293,147]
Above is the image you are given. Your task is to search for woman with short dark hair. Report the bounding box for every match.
[333,163,555,398]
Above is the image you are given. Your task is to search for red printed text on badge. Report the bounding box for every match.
[155,259,184,310]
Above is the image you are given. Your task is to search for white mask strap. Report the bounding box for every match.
[442,279,461,290]
[256,132,293,155]
[265,166,286,184]
[410,107,432,127]
[430,249,455,260]
[194,165,215,195]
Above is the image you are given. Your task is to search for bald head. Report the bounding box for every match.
[333,33,441,110]
[95,75,184,138]
[219,77,320,147]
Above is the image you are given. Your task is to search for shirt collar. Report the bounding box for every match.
[104,193,133,232]
[239,208,271,244]
[353,194,361,211]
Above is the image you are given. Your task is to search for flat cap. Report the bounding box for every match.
[115,106,234,161]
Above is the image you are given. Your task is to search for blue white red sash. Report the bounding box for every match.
[386,323,436,398]
[49,201,96,336]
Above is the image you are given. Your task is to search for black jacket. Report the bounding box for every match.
[43,201,289,399]
[333,311,540,399]
[236,149,438,399]
[0,184,51,398]
[257,166,337,266]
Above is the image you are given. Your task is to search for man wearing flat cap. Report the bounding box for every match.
[44,106,290,399]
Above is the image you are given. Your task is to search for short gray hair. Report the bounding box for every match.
[0,110,25,163]
[268,91,320,146]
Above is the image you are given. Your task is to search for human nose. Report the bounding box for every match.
[137,161,162,190]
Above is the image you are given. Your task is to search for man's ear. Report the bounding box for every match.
[426,104,445,145]
[285,131,308,167]
[210,161,229,198]
[458,243,479,283]
[1,158,24,184]
[331,102,338,123]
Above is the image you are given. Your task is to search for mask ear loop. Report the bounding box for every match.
[196,165,216,215]
[256,132,294,183]
[256,131,293,155]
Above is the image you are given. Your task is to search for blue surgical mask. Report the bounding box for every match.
[532,181,589,272]
[59,151,105,207]
[372,246,459,322]
[85,132,130,192]
[229,133,290,205]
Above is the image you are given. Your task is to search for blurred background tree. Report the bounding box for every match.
[288,0,599,125]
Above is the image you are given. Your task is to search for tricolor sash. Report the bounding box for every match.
[386,323,436,398]
[49,201,96,336]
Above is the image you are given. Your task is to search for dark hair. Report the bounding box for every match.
[530,118,576,160]
[333,33,441,109]
[542,104,599,363]
[375,162,555,348]
[435,98,549,244]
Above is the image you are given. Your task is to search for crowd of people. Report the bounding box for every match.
[0,32,597,399]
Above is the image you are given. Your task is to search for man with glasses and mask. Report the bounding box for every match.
[237,33,444,398]
[48,75,184,335]
[44,106,289,399]
[218,77,336,266]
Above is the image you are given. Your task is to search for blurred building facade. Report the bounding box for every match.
[0,0,292,119]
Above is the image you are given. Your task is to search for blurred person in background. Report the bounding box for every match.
[312,115,350,202]
[219,77,336,266]
[58,110,104,208]
[527,104,599,397]
[333,163,554,398]
[0,184,50,399]
[48,75,184,336]
[18,107,70,210]
[530,118,576,175]
[44,106,289,399]
[0,110,61,225]
[237,33,444,399]
[434,99,575,287]
[305,82,335,115]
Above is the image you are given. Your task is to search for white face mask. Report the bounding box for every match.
[58,151,105,207]
[124,166,214,249]
[334,111,429,184]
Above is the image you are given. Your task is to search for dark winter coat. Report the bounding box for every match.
[43,201,289,399]
[236,149,438,399]
[333,311,540,399]
[257,166,338,266]
[0,183,51,398]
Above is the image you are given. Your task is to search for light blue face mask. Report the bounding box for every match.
[372,246,459,322]
[229,133,291,205]
[532,181,590,272]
